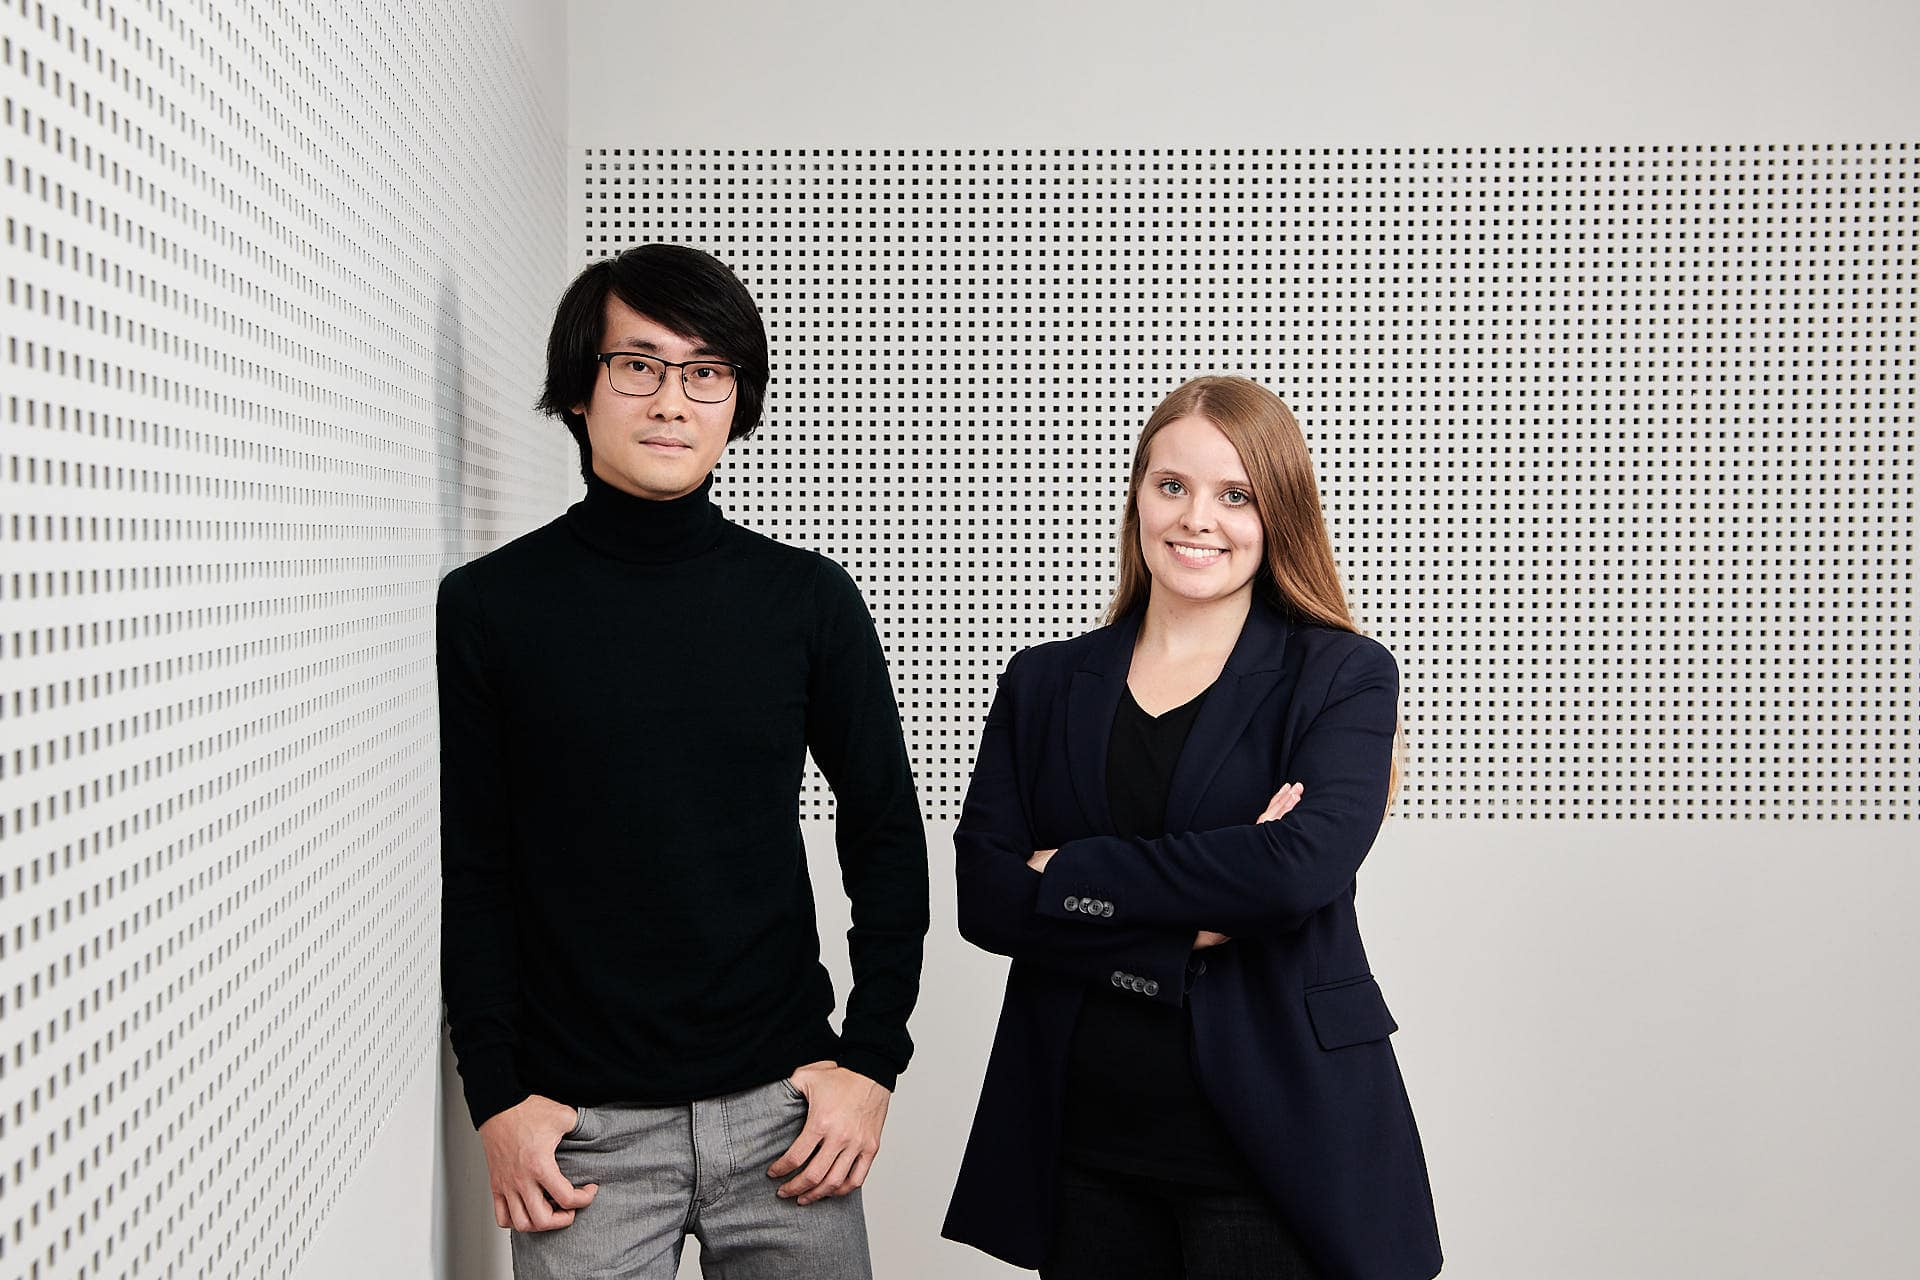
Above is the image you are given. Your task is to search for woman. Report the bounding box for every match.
[943,377,1442,1279]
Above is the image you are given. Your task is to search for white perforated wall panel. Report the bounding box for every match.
[1,1,567,1277]
[583,145,1917,823]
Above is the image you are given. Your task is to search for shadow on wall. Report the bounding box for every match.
[435,274,471,576]
[429,273,514,1279]
[440,1035,511,1278]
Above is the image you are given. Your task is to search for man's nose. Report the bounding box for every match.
[649,367,692,420]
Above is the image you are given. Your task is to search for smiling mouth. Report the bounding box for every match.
[1169,542,1226,565]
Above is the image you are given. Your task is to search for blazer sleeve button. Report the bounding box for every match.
[1144,980,1160,997]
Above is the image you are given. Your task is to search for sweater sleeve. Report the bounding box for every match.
[437,566,528,1128]
[803,558,930,1092]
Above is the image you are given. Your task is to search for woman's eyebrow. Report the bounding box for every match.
[1147,467,1253,489]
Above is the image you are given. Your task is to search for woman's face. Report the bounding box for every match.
[1136,414,1265,608]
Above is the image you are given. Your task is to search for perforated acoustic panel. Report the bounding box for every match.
[585,145,1916,822]
[1,1,566,1277]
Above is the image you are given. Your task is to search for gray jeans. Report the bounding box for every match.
[511,1079,872,1280]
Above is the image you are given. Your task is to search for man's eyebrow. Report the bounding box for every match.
[606,337,729,359]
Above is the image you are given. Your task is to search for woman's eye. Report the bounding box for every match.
[1223,489,1251,505]
[1158,480,1184,496]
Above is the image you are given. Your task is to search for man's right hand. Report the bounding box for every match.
[478,1094,599,1232]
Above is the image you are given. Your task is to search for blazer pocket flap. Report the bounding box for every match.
[1305,976,1398,1050]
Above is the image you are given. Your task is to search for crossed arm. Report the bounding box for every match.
[956,640,1396,997]
[1024,780,1303,947]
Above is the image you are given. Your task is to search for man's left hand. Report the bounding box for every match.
[767,1060,891,1205]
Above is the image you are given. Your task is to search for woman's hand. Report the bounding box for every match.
[1257,782,1303,823]
[1191,784,1304,950]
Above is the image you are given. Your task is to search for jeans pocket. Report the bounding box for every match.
[778,1077,806,1104]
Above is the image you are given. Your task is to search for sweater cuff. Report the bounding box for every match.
[458,1053,529,1130]
[833,1044,901,1093]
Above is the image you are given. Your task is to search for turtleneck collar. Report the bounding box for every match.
[567,469,727,563]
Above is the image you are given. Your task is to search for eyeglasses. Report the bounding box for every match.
[596,352,741,403]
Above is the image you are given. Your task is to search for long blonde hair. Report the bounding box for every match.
[1105,376,1402,806]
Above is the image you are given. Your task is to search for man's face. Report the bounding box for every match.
[572,295,736,500]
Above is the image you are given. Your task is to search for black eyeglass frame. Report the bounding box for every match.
[595,351,745,404]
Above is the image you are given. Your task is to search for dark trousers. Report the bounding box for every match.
[1039,1160,1321,1280]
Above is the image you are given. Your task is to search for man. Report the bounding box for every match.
[439,243,927,1279]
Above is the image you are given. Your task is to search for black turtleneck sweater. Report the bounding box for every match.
[438,472,928,1128]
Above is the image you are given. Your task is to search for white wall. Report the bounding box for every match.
[568,0,1920,146]
[0,0,569,1275]
[559,3,1919,1278]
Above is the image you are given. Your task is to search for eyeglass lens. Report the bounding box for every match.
[605,355,736,402]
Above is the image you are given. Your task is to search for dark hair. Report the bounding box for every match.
[537,244,770,479]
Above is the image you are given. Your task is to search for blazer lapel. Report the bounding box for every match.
[1164,601,1293,835]
[1064,610,1142,836]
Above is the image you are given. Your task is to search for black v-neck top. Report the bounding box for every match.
[1059,683,1257,1188]
[1106,684,1206,838]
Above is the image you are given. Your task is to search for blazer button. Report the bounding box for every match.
[1100,901,1115,918]
[1110,971,1125,988]
[1065,896,1080,913]
[1128,976,1144,992]
[1144,980,1160,997]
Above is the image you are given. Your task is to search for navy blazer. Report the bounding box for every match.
[942,599,1443,1279]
